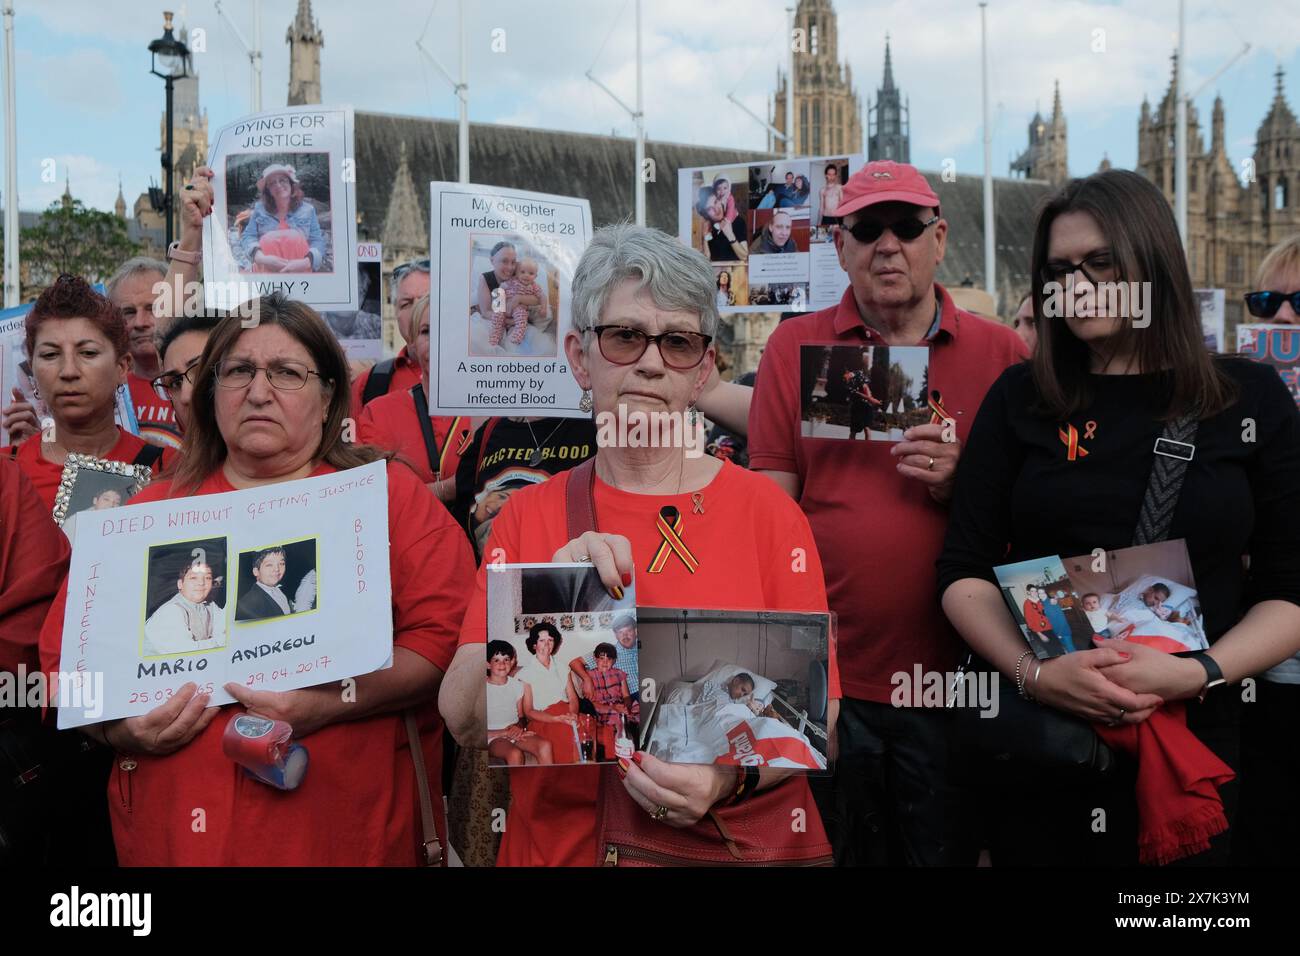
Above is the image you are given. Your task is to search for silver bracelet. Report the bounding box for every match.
[1027,660,1043,702]
[1014,650,1034,699]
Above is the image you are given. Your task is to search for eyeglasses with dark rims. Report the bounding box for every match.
[591,326,713,370]
[214,359,326,391]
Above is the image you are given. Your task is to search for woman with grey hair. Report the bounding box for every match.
[441,224,838,867]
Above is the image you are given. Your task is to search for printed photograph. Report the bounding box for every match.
[811,158,850,231]
[748,161,812,213]
[713,264,749,308]
[141,536,229,659]
[234,538,320,624]
[637,608,832,771]
[992,556,1079,659]
[224,153,334,275]
[321,258,382,343]
[799,343,931,440]
[750,208,811,254]
[691,165,750,264]
[53,454,152,527]
[466,236,559,357]
[1237,323,1300,405]
[485,563,638,767]
[749,282,809,308]
[996,539,1209,660]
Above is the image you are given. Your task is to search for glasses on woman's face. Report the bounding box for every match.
[1040,251,1117,286]
[215,359,323,391]
[1244,290,1300,319]
[592,325,713,370]
[151,361,199,399]
[842,215,939,245]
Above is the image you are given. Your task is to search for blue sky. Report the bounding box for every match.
[3,0,1298,215]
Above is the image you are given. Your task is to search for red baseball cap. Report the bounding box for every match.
[831,161,941,219]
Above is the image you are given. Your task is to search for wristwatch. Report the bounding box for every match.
[167,241,200,265]
[1182,651,1226,703]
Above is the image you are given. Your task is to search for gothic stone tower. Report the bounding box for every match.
[867,35,909,162]
[287,0,324,106]
[771,0,863,156]
[1010,80,1069,185]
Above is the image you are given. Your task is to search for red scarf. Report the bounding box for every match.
[1094,701,1234,865]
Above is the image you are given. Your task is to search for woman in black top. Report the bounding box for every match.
[937,169,1300,864]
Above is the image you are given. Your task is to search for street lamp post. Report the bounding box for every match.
[148,10,190,249]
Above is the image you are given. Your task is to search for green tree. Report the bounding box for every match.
[20,199,139,296]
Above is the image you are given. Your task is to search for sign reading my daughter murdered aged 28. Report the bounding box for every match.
[428,183,592,418]
[55,462,392,729]
[203,104,359,314]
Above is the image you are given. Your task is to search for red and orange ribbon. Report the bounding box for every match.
[1059,422,1090,461]
[439,416,472,473]
[928,389,951,426]
[648,505,699,574]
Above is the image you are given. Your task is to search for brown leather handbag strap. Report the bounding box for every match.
[565,458,599,539]
[403,709,443,866]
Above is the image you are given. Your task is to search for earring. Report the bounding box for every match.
[688,404,699,428]
[579,389,594,413]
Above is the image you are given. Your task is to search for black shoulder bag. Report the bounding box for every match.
[952,414,1198,776]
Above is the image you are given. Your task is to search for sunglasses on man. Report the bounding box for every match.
[1244,290,1300,320]
[842,215,939,245]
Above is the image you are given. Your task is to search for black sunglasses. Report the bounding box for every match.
[1244,291,1300,319]
[843,215,939,244]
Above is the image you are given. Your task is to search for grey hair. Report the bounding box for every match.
[107,256,168,301]
[389,258,431,305]
[571,224,719,339]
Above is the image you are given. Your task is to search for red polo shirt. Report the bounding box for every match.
[748,284,1027,703]
[350,346,422,414]
[0,458,70,673]
[355,387,473,485]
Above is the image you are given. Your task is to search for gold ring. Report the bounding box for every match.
[576,554,592,563]
[651,805,669,821]
[927,456,935,471]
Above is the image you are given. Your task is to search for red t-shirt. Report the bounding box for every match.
[355,387,473,485]
[350,347,422,415]
[38,459,476,866]
[127,373,182,450]
[2,428,159,512]
[748,284,1027,703]
[0,458,70,674]
[458,459,837,867]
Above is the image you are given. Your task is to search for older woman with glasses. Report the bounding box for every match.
[151,313,221,435]
[441,224,838,867]
[40,294,476,866]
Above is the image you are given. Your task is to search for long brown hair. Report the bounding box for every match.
[173,294,384,492]
[1029,169,1234,420]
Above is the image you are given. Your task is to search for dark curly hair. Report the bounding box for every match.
[525,621,562,655]
[26,274,128,359]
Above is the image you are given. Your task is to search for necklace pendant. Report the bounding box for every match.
[529,446,544,467]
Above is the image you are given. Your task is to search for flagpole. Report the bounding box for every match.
[3,4,18,307]
[457,0,468,184]
[785,5,795,158]
[980,2,995,301]
[634,0,644,226]
[1175,0,1187,244]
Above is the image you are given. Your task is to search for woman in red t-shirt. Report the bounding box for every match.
[356,295,473,503]
[2,276,162,509]
[40,295,475,866]
[440,225,839,866]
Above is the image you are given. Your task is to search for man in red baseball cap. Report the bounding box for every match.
[748,160,1027,865]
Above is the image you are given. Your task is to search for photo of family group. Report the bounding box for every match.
[635,608,832,772]
[485,564,638,767]
[233,538,319,624]
[681,155,860,314]
[799,343,931,441]
[466,236,559,357]
[224,154,334,275]
[141,537,229,659]
[994,539,1209,660]
[52,454,152,527]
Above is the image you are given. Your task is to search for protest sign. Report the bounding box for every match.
[203,104,359,313]
[55,461,392,728]
[1237,322,1300,406]
[428,183,591,416]
[320,242,383,361]
[1195,288,1226,351]
[678,154,863,314]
